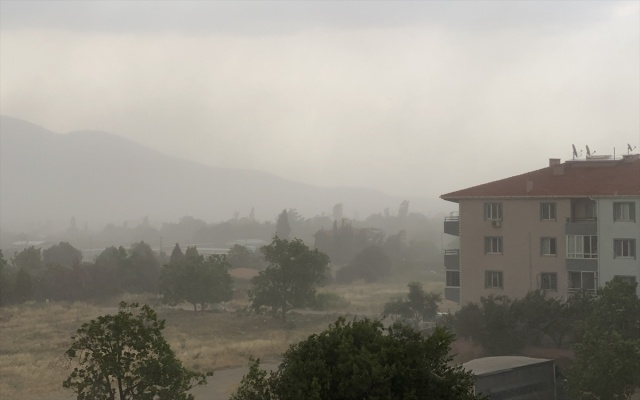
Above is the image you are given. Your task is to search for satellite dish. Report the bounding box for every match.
[586,145,591,156]
[572,144,578,159]
[628,143,637,153]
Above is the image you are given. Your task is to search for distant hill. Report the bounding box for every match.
[0,115,448,230]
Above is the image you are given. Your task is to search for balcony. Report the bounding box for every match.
[444,249,460,270]
[565,217,597,235]
[566,258,598,272]
[444,215,460,236]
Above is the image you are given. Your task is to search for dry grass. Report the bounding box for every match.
[0,277,446,400]
[0,299,339,400]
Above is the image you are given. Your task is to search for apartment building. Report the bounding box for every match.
[441,154,640,304]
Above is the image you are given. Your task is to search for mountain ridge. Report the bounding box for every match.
[0,115,447,231]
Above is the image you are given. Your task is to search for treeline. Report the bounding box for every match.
[444,279,640,399]
[0,242,250,306]
[3,201,444,258]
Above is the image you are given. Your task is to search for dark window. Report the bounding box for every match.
[568,271,597,293]
[485,203,503,220]
[541,237,557,256]
[485,271,503,289]
[540,202,557,221]
[446,271,460,287]
[540,273,557,290]
[614,239,636,259]
[614,202,636,222]
[484,237,503,254]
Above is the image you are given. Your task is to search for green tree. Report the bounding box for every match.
[126,241,160,293]
[11,245,43,272]
[383,282,441,326]
[275,210,291,239]
[63,302,208,400]
[230,318,484,400]
[566,278,640,399]
[0,250,9,305]
[160,246,234,312]
[227,244,264,270]
[447,295,525,355]
[15,267,33,303]
[43,241,83,268]
[249,237,329,322]
[511,290,572,347]
[184,254,234,312]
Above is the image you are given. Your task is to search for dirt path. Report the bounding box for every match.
[33,362,280,400]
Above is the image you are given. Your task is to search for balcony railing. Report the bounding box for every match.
[444,249,460,270]
[444,216,460,236]
[565,217,597,235]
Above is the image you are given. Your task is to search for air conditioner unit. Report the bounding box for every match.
[492,219,502,228]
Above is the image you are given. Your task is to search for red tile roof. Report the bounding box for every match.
[441,156,640,202]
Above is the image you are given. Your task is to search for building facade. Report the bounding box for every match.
[441,154,640,304]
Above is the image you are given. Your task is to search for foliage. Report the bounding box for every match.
[447,295,525,355]
[230,317,484,400]
[63,302,208,400]
[11,246,43,272]
[160,245,234,311]
[248,237,329,322]
[227,244,266,270]
[275,210,291,240]
[383,282,441,326]
[566,278,640,400]
[511,290,573,347]
[335,245,392,283]
[42,241,83,268]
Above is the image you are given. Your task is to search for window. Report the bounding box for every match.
[484,236,503,254]
[567,235,598,259]
[540,202,557,221]
[485,271,503,289]
[614,202,636,222]
[485,202,503,220]
[446,271,460,287]
[614,239,636,259]
[541,237,557,256]
[568,271,597,293]
[539,273,557,290]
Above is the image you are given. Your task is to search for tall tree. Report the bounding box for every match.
[43,241,83,268]
[231,318,483,400]
[63,302,208,400]
[275,210,291,240]
[161,246,234,312]
[249,237,329,322]
[11,246,43,272]
[383,282,441,326]
[566,278,640,400]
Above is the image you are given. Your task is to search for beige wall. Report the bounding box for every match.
[459,199,570,304]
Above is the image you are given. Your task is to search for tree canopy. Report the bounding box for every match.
[63,302,208,400]
[248,237,329,322]
[566,278,640,400]
[230,317,483,400]
[160,245,234,311]
[383,281,441,326]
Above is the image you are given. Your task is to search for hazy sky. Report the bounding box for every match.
[1,1,639,198]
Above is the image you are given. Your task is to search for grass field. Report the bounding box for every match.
[0,277,445,400]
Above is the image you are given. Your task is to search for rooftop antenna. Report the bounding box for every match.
[571,144,581,160]
[628,143,637,154]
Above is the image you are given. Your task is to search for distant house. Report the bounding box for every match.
[441,153,640,304]
[463,356,557,400]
